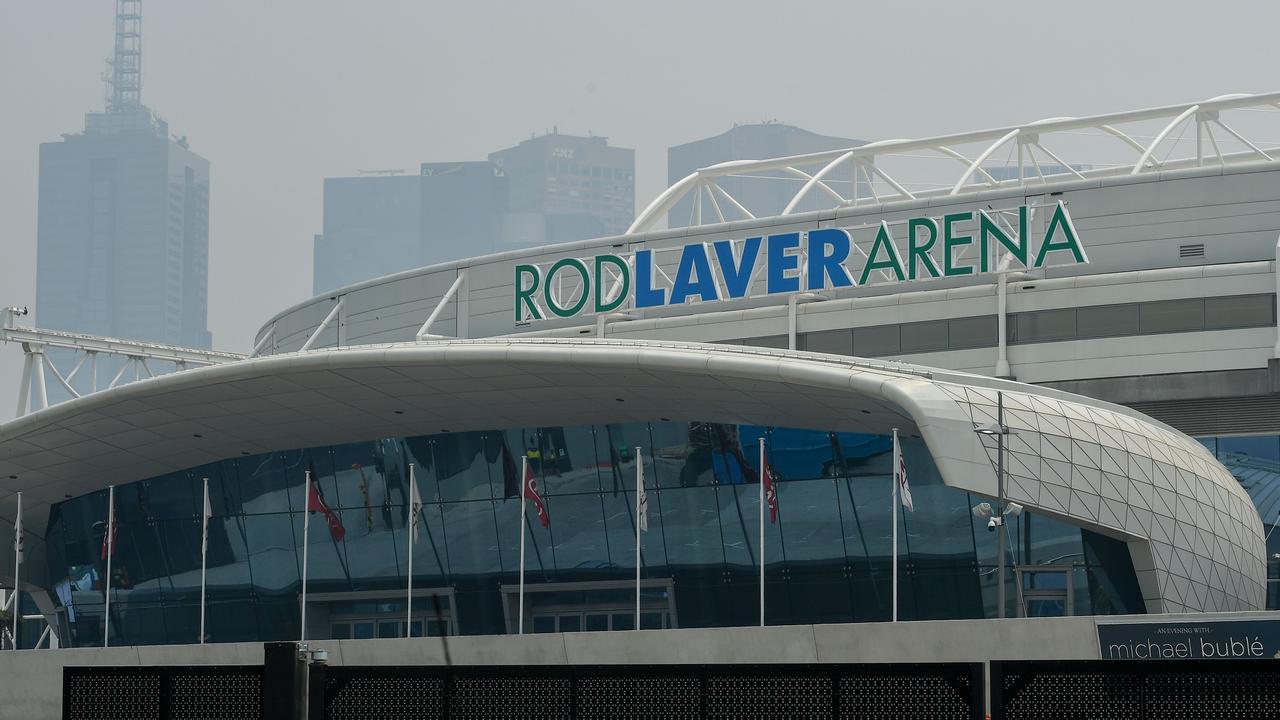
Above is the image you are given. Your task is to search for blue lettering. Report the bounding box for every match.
[806,228,855,290]
[634,249,666,308]
[712,238,761,299]
[766,233,801,294]
[670,244,720,304]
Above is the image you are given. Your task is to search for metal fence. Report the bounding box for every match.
[63,665,262,720]
[991,659,1280,720]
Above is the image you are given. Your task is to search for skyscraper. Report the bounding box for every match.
[313,163,513,294]
[314,133,635,294]
[489,132,635,242]
[667,123,863,228]
[35,1,211,348]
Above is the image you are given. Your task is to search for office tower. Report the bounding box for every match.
[667,122,863,228]
[36,0,211,348]
[489,131,635,243]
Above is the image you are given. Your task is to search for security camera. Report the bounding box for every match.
[986,516,1003,532]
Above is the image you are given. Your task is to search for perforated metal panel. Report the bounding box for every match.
[64,666,263,720]
[576,675,700,719]
[325,676,444,720]
[704,674,831,719]
[993,660,1280,720]
[998,669,1142,720]
[839,673,976,719]
[65,670,161,720]
[449,675,572,719]
[169,672,261,720]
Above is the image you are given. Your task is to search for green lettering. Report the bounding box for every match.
[943,211,974,276]
[1034,201,1089,267]
[543,258,591,318]
[514,264,542,321]
[858,222,906,285]
[594,254,630,313]
[907,217,941,280]
[979,206,1028,270]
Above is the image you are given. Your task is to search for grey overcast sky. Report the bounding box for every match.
[1,0,1278,420]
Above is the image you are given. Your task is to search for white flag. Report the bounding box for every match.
[409,470,423,544]
[201,480,212,555]
[637,457,648,532]
[896,438,914,513]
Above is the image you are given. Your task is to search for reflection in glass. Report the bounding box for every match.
[47,420,1150,646]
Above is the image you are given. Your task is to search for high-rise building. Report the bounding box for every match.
[35,0,211,348]
[314,133,635,294]
[313,163,514,294]
[489,132,635,242]
[667,123,863,228]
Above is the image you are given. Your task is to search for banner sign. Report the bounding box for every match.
[1097,619,1280,660]
[514,201,1087,322]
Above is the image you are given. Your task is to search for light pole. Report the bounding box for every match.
[975,391,1014,619]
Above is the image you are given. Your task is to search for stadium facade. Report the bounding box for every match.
[3,93,1280,651]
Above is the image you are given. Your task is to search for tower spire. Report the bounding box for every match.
[107,0,143,112]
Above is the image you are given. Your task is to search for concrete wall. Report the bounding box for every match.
[5,612,1270,719]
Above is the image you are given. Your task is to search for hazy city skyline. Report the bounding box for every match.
[3,0,1279,420]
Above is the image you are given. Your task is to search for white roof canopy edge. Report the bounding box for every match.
[0,339,1265,612]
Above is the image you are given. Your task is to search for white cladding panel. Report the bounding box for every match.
[259,162,1280,361]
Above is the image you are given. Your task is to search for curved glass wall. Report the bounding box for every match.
[44,421,1145,646]
[1196,435,1280,610]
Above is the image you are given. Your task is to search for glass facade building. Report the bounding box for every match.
[46,421,1148,647]
[1196,434,1280,610]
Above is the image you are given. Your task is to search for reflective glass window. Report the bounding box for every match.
[803,329,853,355]
[1139,298,1204,334]
[1013,308,1076,342]
[1205,294,1274,330]
[948,315,998,349]
[853,325,900,356]
[900,320,949,353]
[1076,303,1139,338]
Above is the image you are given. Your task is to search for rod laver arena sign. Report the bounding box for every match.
[514,201,1087,321]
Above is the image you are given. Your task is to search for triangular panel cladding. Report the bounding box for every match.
[1039,482,1071,514]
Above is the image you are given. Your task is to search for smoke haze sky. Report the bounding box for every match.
[1,0,1278,419]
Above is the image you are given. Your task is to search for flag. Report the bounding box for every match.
[637,456,648,532]
[523,462,550,528]
[201,480,212,555]
[307,473,346,542]
[762,448,778,524]
[100,496,117,561]
[896,438,914,513]
[14,499,22,565]
[409,468,423,544]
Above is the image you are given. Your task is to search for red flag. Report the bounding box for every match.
[762,451,779,524]
[307,474,346,542]
[523,462,550,528]
[100,497,117,560]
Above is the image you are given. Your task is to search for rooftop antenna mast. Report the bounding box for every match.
[107,0,143,112]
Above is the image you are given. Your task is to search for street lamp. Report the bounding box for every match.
[974,390,1016,619]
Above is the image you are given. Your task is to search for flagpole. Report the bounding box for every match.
[406,464,415,638]
[199,478,209,644]
[11,491,20,649]
[104,485,114,647]
[518,456,528,635]
[634,446,642,630]
[759,437,765,628]
[301,471,311,643]
[891,428,899,623]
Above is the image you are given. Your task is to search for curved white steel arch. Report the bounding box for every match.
[630,91,1280,235]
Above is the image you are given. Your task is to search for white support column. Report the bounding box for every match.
[996,271,1011,378]
[31,351,48,412]
[15,351,32,418]
[787,295,798,351]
